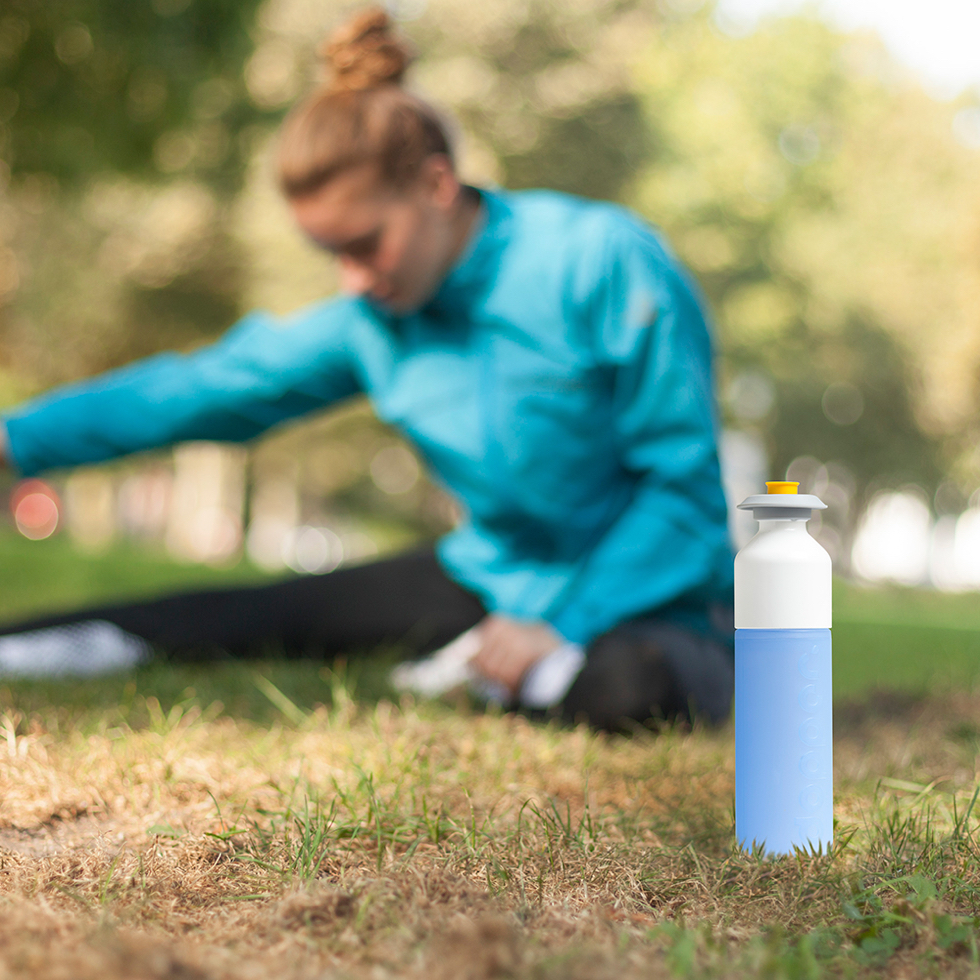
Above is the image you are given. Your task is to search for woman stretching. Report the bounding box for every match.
[0,9,734,730]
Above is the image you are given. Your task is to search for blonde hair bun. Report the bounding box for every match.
[321,7,413,92]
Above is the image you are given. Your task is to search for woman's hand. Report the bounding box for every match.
[471,615,564,697]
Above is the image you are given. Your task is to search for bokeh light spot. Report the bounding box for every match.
[11,480,61,540]
[822,381,864,426]
[370,445,420,495]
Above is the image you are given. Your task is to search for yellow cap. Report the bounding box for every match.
[765,481,799,495]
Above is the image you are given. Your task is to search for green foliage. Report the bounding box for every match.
[0,0,267,189]
[409,0,667,201]
[764,316,942,492]
[503,92,653,202]
[622,10,977,499]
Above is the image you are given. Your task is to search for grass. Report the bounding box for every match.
[834,580,980,697]
[0,529,274,626]
[0,531,980,976]
[2,673,980,978]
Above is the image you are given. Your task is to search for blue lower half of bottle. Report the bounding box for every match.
[735,628,833,856]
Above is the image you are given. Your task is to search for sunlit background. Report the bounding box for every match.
[1,0,980,599]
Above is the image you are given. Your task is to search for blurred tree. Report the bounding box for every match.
[761,316,942,491]
[0,0,280,391]
[624,9,980,503]
[409,0,664,200]
[501,93,652,203]
[0,0,268,190]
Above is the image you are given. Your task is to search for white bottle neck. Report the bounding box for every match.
[755,518,811,532]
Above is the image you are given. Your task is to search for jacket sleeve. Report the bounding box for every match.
[547,216,733,644]
[3,300,363,476]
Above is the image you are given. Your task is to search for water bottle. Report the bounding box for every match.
[734,481,833,856]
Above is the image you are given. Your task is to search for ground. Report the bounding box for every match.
[0,534,979,977]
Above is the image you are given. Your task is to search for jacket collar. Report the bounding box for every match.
[422,186,511,317]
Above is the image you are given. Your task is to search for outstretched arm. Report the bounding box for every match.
[2,300,364,476]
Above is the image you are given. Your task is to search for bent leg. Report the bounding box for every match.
[0,547,486,659]
[559,613,734,731]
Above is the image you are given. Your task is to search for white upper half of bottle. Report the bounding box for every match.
[734,486,832,629]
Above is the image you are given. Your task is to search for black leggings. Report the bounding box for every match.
[0,547,735,727]
[0,547,486,660]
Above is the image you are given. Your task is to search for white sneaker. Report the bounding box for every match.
[0,620,150,679]
[390,628,483,697]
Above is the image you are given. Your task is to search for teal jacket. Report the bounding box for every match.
[4,188,733,644]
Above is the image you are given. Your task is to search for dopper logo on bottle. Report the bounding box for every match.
[734,481,833,856]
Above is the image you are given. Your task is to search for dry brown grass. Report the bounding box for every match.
[1,681,980,978]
